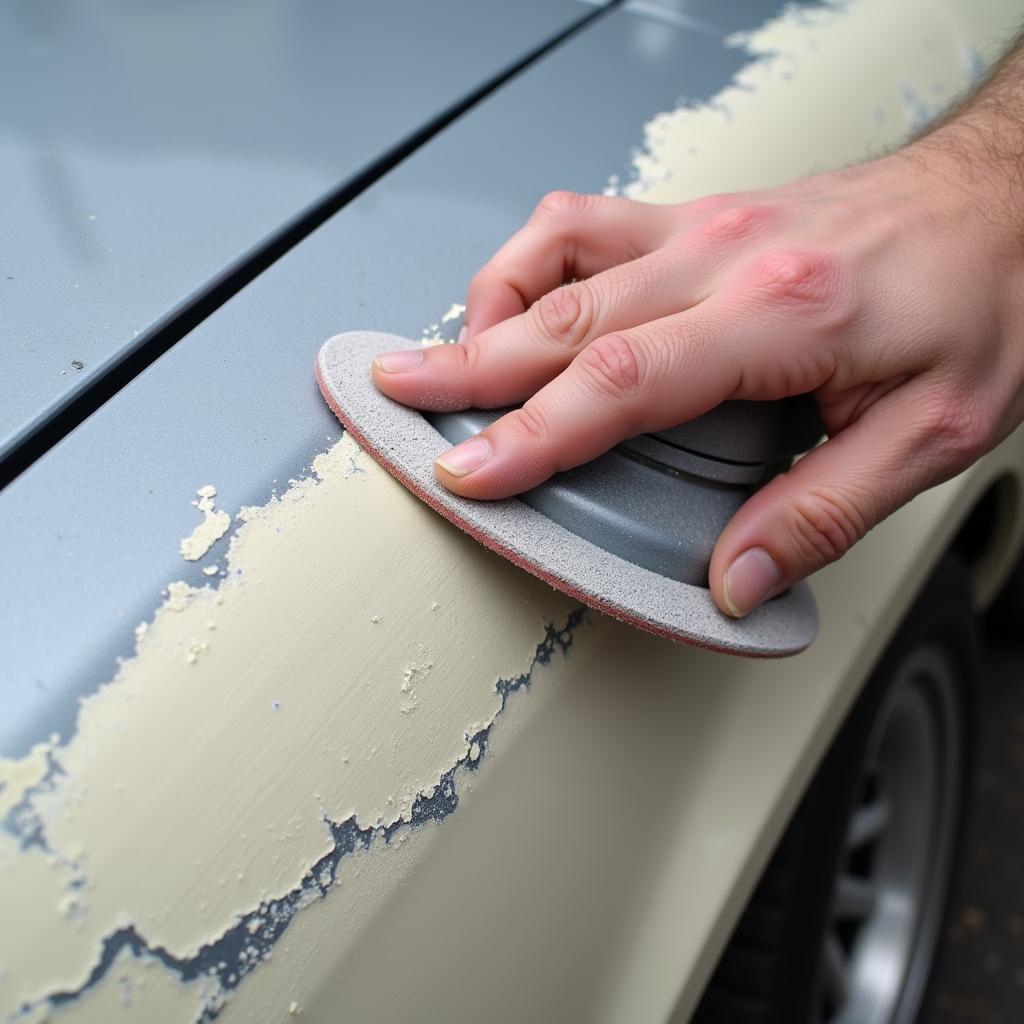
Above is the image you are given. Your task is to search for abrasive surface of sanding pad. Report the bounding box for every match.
[316,331,818,657]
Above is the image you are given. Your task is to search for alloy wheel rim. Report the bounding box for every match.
[815,644,964,1024]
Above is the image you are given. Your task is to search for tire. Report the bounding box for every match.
[984,550,1024,639]
[692,556,978,1024]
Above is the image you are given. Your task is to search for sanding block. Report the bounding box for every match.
[316,331,818,657]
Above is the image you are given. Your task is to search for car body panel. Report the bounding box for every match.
[0,0,591,459]
[0,0,758,760]
[2,1,1023,1021]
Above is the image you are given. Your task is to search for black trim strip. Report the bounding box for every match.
[0,0,621,491]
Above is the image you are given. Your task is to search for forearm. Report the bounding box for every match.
[912,31,1024,205]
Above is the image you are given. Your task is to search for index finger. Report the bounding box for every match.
[433,302,744,498]
[465,191,681,336]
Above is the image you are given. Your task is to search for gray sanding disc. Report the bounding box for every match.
[316,331,818,657]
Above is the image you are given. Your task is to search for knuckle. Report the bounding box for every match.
[747,249,839,309]
[576,333,645,399]
[744,249,856,337]
[785,485,871,567]
[921,397,991,469]
[506,403,551,446]
[531,189,594,225]
[696,204,772,244]
[532,283,594,349]
[449,337,482,376]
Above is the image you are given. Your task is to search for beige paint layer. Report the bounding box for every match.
[209,442,1021,1024]
[1,437,572,1016]
[3,0,1023,1020]
[13,951,218,1024]
[0,742,53,821]
[627,0,1016,204]
[178,485,231,562]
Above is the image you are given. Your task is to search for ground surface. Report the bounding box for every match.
[925,618,1024,1023]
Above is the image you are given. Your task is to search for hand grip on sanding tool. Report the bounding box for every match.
[429,394,823,587]
[316,331,821,657]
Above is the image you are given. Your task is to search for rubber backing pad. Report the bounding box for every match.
[316,331,818,657]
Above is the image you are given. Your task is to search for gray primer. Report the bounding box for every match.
[317,331,818,657]
[0,0,590,460]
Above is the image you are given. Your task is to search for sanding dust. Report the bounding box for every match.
[179,485,231,561]
[399,659,434,715]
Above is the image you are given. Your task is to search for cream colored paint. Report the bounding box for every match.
[0,741,53,821]
[178,485,230,562]
[13,951,218,1024]
[4,0,1023,1020]
[196,456,1023,1024]
[1,436,572,1017]
[626,0,1015,204]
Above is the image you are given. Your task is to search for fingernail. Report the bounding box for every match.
[374,349,423,373]
[436,436,491,477]
[457,325,468,345]
[723,547,783,617]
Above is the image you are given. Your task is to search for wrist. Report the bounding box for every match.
[899,122,1024,283]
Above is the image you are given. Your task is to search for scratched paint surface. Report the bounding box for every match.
[1,439,575,1020]
[2,0,1019,1019]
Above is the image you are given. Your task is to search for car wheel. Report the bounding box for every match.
[984,549,1024,639]
[692,556,977,1024]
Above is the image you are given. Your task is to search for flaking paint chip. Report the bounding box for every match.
[180,486,231,561]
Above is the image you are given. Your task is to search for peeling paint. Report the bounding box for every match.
[179,486,231,562]
[0,743,54,822]
[0,435,574,1019]
[625,0,1002,205]
[10,614,581,1022]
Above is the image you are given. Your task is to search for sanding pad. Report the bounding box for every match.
[316,331,818,657]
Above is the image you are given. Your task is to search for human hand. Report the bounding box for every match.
[371,140,1024,617]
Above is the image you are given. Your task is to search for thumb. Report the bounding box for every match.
[708,391,941,617]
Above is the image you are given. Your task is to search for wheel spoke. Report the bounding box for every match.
[846,797,891,850]
[833,873,877,920]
